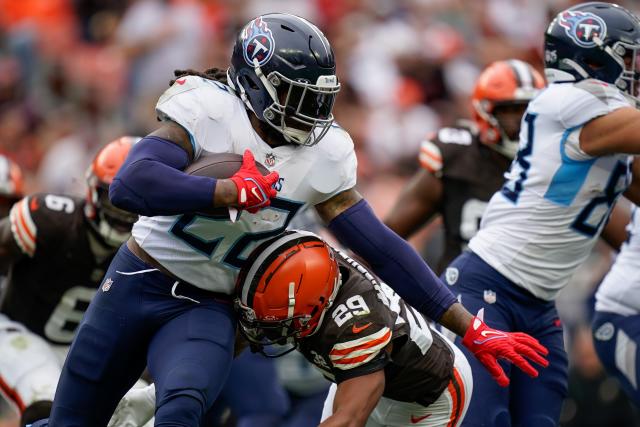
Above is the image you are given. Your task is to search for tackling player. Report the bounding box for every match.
[0,137,138,426]
[38,14,548,427]
[443,3,640,426]
[385,60,544,272]
[103,231,546,427]
[236,231,540,427]
[593,204,640,404]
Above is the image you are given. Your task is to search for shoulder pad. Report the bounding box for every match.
[418,139,443,175]
[574,79,630,105]
[436,127,473,146]
[308,124,357,202]
[9,194,80,257]
[544,81,633,128]
[9,196,37,257]
[329,325,391,370]
[156,75,240,158]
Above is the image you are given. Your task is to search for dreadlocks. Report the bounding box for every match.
[169,68,228,86]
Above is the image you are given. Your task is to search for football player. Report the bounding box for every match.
[38,14,548,427]
[385,60,544,272]
[0,137,138,426]
[105,231,543,427]
[592,204,640,404]
[236,231,520,426]
[0,155,24,218]
[441,3,640,426]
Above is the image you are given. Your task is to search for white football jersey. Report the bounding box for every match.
[131,76,357,293]
[595,206,640,316]
[469,80,633,301]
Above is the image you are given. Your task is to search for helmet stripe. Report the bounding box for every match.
[508,60,534,89]
[291,15,330,58]
[239,230,323,305]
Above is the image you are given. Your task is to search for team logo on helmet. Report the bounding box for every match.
[558,11,607,48]
[242,17,275,67]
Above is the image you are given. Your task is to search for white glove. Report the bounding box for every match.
[108,383,156,427]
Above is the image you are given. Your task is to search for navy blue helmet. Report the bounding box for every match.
[544,2,640,103]
[228,14,340,146]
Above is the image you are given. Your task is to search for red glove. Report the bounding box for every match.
[462,315,549,387]
[229,150,279,214]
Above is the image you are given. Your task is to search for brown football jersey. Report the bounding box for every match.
[1,194,114,344]
[297,250,455,407]
[419,122,511,272]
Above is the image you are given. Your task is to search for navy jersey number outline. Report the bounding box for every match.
[501,113,537,203]
[571,161,629,237]
[170,197,303,269]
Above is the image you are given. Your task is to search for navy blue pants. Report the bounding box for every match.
[213,349,290,427]
[592,311,640,405]
[45,244,236,427]
[443,251,568,427]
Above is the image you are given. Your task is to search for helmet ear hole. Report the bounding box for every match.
[242,75,260,90]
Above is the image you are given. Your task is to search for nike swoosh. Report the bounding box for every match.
[410,413,432,423]
[480,330,506,338]
[175,78,186,85]
[251,187,262,201]
[352,322,372,334]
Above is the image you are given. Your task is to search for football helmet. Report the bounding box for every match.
[472,60,545,158]
[228,13,340,146]
[0,155,24,216]
[545,2,640,104]
[85,136,140,247]
[236,231,341,353]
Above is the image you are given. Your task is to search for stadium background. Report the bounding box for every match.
[0,0,639,426]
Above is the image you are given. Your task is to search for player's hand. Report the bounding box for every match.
[462,315,549,387]
[229,150,279,213]
[107,384,156,427]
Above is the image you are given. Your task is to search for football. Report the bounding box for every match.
[185,152,270,216]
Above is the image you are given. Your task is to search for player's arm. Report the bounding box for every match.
[0,216,23,272]
[600,201,631,251]
[318,370,385,427]
[316,190,549,386]
[384,168,442,238]
[624,157,640,207]
[580,108,640,156]
[108,121,278,216]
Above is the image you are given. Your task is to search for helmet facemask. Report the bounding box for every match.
[86,180,138,247]
[597,38,640,105]
[473,99,531,159]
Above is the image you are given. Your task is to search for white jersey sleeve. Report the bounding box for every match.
[306,125,357,205]
[595,206,640,316]
[156,75,241,159]
[557,79,632,162]
[468,81,633,301]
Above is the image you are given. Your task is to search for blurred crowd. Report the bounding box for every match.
[2,0,640,426]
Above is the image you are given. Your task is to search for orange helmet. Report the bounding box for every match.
[236,231,341,353]
[0,155,24,216]
[85,136,140,247]
[472,59,545,158]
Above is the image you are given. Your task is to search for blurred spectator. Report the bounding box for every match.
[116,0,206,129]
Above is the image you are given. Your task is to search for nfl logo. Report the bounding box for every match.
[483,290,497,304]
[265,153,276,167]
[445,267,459,285]
[102,277,113,292]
